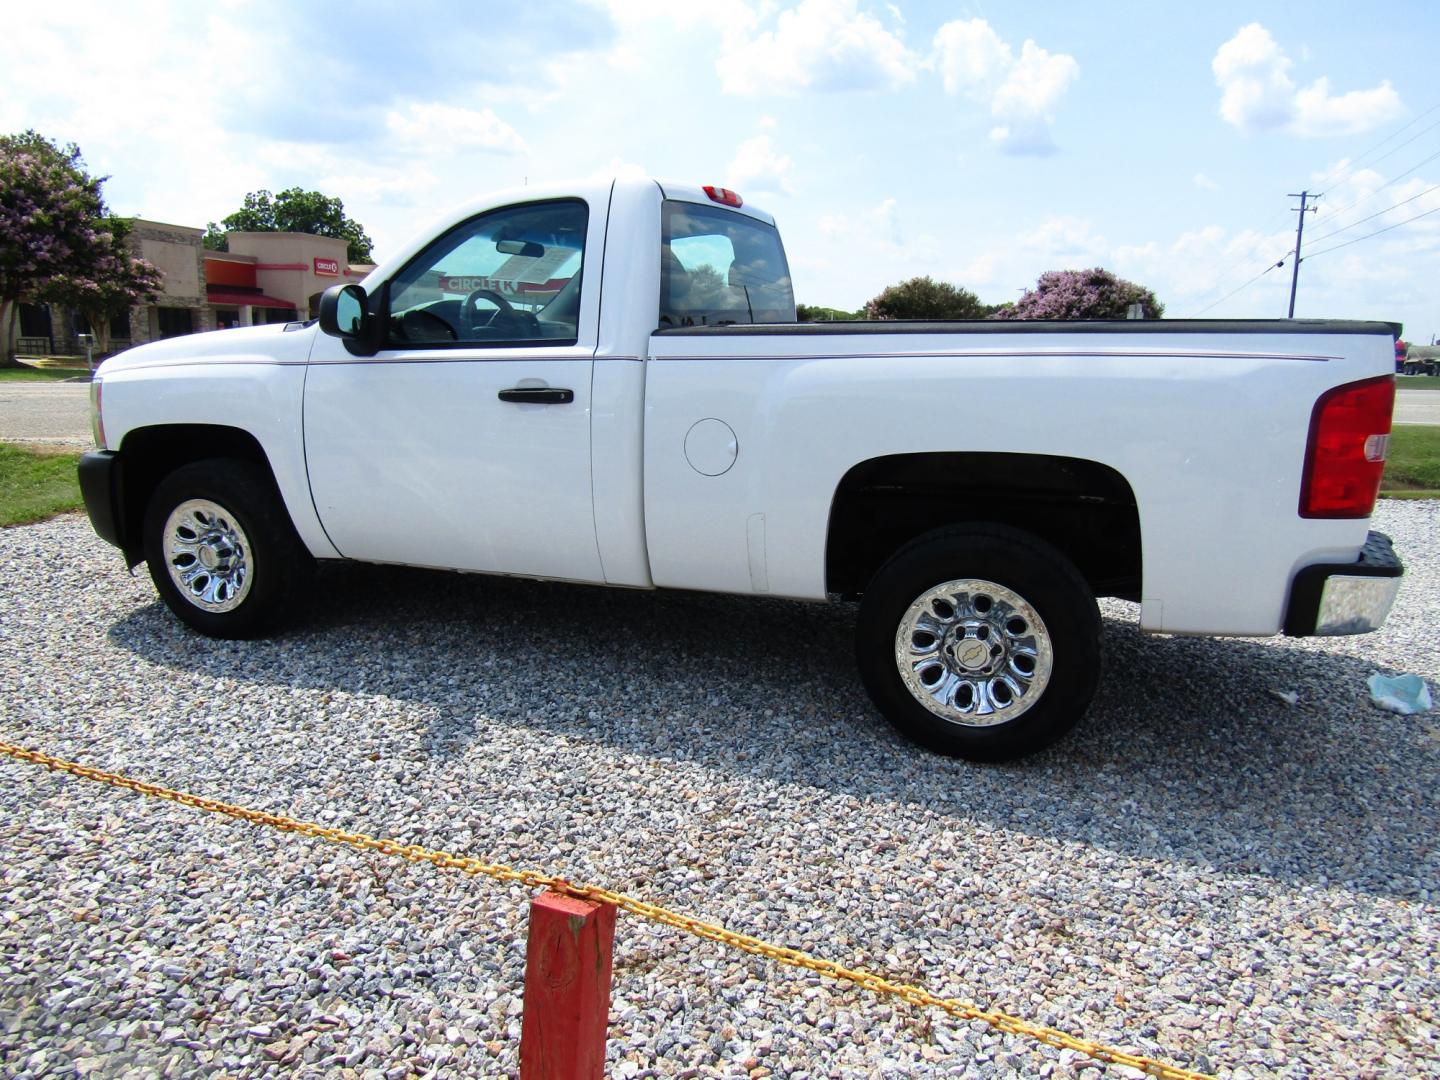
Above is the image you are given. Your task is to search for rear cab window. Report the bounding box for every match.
[659,201,796,329]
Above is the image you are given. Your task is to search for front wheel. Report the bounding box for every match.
[856,525,1100,762]
[143,459,311,638]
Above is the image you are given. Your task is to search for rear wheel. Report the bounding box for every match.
[143,459,311,638]
[856,525,1100,761]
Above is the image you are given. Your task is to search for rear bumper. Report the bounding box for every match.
[78,450,127,552]
[1283,531,1403,636]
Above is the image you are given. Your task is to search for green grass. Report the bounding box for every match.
[1397,375,1440,390]
[0,365,92,382]
[0,444,83,526]
[1381,424,1440,497]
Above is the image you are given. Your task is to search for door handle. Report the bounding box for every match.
[498,387,574,405]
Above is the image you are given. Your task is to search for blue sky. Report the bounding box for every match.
[5,1,1438,340]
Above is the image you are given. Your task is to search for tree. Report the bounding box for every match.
[0,131,112,367]
[864,276,988,320]
[206,187,375,263]
[992,267,1164,320]
[40,215,162,356]
[797,303,863,322]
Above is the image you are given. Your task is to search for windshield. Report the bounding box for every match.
[660,201,795,328]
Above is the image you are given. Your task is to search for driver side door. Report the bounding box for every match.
[303,197,606,583]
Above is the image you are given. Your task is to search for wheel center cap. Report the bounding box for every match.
[956,641,990,671]
[198,546,219,570]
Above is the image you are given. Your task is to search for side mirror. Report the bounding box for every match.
[318,283,369,339]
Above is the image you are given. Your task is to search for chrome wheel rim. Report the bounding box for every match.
[895,578,1054,727]
[161,499,253,613]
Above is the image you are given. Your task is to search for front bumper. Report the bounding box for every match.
[1283,531,1403,636]
[78,450,127,552]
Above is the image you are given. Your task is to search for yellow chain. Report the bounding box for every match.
[0,740,1212,1080]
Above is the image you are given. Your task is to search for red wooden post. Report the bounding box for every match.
[519,891,617,1080]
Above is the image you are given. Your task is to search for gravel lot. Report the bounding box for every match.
[1,504,1437,1079]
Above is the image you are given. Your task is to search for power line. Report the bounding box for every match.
[1201,185,1440,314]
[1303,182,1440,247]
[1190,256,1288,316]
[1304,203,1440,260]
[1185,105,1440,316]
[1181,194,1303,312]
[1310,105,1440,193]
[1191,220,1293,299]
[1311,145,1440,223]
[1310,100,1440,190]
[1196,146,1440,313]
[1336,114,1440,182]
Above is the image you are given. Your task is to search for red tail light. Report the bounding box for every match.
[703,185,743,208]
[1299,374,1395,518]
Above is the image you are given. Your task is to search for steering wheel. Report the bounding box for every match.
[464,287,539,336]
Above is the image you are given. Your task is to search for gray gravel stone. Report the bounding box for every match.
[1,503,1437,1078]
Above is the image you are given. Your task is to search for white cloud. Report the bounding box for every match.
[383,103,527,155]
[726,135,795,195]
[1017,217,1107,263]
[1117,224,1293,305]
[1293,78,1406,138]
[1212,24,1295,132]
[874,197,903,246]
[0,9,280,228]
[314,166,441,208]
[932,19,1078,155]
[1212,23,1403,136]
[587,157,651,182]
[934,19,1011,94]
[598,0,758,32]
[716,0,917,95]
[811,198,903,244]
[795,194,955,306]
[954,252,998,285]
[1193,173,1220,191]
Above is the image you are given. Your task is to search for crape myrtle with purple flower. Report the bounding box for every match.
[0,130,161,367]
[992,267,1164,321]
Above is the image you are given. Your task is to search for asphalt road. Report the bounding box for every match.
[1,382,1438,448]
[0,383,92,446]
[1397,388,1440,425]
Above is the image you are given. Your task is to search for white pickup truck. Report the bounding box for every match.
[80,177,1404,760]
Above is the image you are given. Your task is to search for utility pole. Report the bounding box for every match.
[1286,190,1318,318]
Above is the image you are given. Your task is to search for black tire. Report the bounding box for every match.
[856,524,1100,762]
[143,458,312,639]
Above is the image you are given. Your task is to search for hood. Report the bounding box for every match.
[96,321,317,375]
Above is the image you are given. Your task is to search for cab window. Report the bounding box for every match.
[386,200,587,346]
[659,201,795,328]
